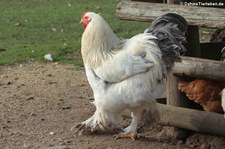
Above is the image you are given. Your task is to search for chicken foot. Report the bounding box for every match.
[114,131,138,141]
[114,111,141,141]
[72,122,89,135]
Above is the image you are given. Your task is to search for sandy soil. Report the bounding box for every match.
[0,61,225,149]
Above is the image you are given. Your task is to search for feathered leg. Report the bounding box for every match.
[140,100,160,125]
[114,100,160,140]
[72,112,98,135]
[114,111,141,141]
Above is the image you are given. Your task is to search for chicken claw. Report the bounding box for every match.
[71,122,88,135]
[113,131,138,141]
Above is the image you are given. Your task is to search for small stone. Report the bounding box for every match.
[61,105,71,110]
[26,96,35,100]
[7,81,13,85]
[44,54,53,61]
[50,132,55,135]
[51,27,57,32]
[30,113,37,116]
[46,74,53,77]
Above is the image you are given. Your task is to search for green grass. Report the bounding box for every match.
[0,0,149,67]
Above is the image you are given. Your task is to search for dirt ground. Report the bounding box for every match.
[0,61,225,149]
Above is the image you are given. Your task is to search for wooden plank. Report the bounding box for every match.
[158,103,225,137]
[116,1,225,28]
[173,56,225,81]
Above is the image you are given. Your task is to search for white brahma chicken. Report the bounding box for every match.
[75,12,187,140]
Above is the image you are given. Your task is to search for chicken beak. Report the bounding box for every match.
[79,19,83,24]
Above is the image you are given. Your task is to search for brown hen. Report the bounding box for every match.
[178,79,225,113]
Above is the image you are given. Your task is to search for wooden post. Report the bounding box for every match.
[166,27,200,140]
[167,77,190,107]
[166,75,190,140]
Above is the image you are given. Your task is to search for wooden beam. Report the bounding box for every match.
[158,103,225,137]
[116,1,225,28]
[173,56,225,81]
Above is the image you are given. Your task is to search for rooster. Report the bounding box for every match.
[76,12,187,140]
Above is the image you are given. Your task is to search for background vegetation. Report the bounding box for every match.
[0,0,149,67]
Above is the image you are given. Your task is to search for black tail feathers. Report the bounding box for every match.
[145,13,187,72]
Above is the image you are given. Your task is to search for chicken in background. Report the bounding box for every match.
[178,47,225,114]
[178,80,225,113]
[75,12,187,140]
